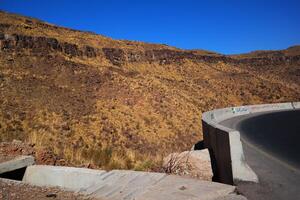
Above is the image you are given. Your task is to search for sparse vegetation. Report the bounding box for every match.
[162,152,192,174]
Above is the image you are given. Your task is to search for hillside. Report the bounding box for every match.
[0,11,299,170]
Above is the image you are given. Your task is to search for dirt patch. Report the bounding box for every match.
[0,178,99,200]
[0,140,68,166]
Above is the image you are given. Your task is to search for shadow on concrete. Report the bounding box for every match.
[194,140,205,150]
[0,167,26,181]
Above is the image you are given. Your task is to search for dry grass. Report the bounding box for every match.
[162,152,192,174]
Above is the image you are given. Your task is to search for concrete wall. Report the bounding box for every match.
[202,102,299,185]
[23,165,107,191]
[22,165,239,200]
[292,102,300,109]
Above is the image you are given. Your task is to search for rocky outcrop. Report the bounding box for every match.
[0,33,97,58]
[84,46,97,57]
[102,47,234,66]
[1,32,299,66]
[235,55,300,66]
[102,47,300,66]
[102,48,127,66]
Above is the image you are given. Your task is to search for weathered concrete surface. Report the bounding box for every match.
[135,175,236,200]
[23,165,244,200]
[85,170,167,199]
[209,106,250,122]
[228,130,258,183]
[203,103,294,125]
[202,102,299,184]
[23,165,107,191]
[292,102,300,109]
[215,194,248,200]
[0,156,35,174]
[248,103,293,114]
[163,149,213,181]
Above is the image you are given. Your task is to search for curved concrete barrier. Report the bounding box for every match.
[202,102,299,184]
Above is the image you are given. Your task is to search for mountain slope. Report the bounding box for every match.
[0,11,299,170]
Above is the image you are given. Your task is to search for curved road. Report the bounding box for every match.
[221,110,300,200]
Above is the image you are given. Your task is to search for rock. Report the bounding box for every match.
[62,42,81,57]
[46,193,57,198]
[163,149,213,181]
[84,46,97,57]
[0,33,97,58]
[102,48,126,66]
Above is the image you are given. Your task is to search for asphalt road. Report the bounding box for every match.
[221,110,300,200]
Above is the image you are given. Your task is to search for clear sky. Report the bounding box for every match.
[1,0,299,54]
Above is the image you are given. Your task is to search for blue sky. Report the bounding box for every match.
[1,0,299,54]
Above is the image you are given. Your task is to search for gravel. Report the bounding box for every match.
[0,178,99,200]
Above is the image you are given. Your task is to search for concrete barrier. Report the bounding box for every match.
[248,102,293,113]
[0,156,35,174]
[22,165,240,200]
[292,102,300,109]
[23,165,107,191]
[202,102,299,184]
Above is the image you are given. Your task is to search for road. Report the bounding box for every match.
[220,110,300,200]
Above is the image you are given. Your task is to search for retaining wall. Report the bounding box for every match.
[202,102,299,185]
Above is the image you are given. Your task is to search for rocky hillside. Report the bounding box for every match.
[0,11,299,170]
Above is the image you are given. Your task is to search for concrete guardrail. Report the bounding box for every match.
[202,102,300,185]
